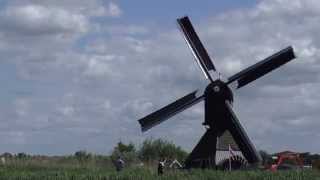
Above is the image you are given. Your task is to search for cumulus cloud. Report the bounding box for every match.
[191,0,320,153]
[14,98,30,117]
[105,2,122,17]
[129,0,320,153]
[0,0,319,155]
[0,4,88,37]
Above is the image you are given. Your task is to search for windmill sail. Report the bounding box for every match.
[177,16,216,81]
[138,91,203,132]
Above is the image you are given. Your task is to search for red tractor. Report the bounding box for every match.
[270,151,304,171]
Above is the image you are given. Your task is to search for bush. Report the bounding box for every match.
[74,150,92,163]
[1,152,13,158]
[138,138,188,163]
[17,152,28,160]
[111,141,138,166]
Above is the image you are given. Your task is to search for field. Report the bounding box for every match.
[0,164,319,180]
[1,139,319,180]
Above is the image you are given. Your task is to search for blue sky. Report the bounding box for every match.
[117,0,257,22]
[0,0,320,156]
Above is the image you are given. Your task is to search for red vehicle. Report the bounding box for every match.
[270,151,304,171]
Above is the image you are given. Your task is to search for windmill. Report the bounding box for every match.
[138,16,296,169]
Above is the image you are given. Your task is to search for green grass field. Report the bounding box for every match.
[1,139,319,180]
[0,164,319,180]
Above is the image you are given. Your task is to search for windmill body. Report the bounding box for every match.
[204,80,233,130]
[138,16,296,169]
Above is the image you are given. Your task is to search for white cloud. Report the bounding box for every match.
[104,25,149,35]
[106,2,122,17]
[1,0,320,155]
[14,98,30,117]
[59,106,75,117]
[4,0,123,17]
[4,131,27,145]
[0,4,88,36]
[102,100,111,110]
[84,55,124,77]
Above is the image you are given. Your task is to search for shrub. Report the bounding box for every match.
[74,150,92,163]
[138,138,188,163]
[111,141,138,166]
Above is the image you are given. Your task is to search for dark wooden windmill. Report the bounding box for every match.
[138,16,296,169]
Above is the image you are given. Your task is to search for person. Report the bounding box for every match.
[115,156,125,172]
[158,158,166,175]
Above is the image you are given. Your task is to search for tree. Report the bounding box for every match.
[111,141,137,165]
[300,152,312,165]
[116,141,136,154]
[74,150,92,163]
[17,152,28,159]
[138,138,188,163]
[1,152,13,158]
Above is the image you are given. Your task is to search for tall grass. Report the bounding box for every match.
[0,152,319,180]
[0,164,319,180]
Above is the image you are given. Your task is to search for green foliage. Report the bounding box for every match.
[17,152,28,160]
[300,152,320,166]
[138,138,188,163]
[0,144,320,179]
[111,141,138,166]
[117,141,136,153]
[0,165,319,180]
[74,150,92,163]
[2,141,320,179]
[1,152,13,158]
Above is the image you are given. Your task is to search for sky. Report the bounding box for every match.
[0,0,320,156]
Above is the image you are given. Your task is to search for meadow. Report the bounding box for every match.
[1,139,319,180]
[0,163,319,180]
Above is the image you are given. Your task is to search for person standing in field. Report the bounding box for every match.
[158,158,166,175]
[115,156,125,172]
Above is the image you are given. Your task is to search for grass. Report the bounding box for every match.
[0,164,319,180]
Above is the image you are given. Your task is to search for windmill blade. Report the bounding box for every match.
[227,46,295,89]
[184,129,218,169]
[225,100,261,164]
[177,16,216,82]
[138,91,204,132]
